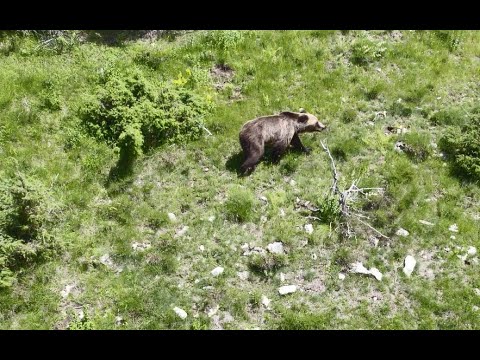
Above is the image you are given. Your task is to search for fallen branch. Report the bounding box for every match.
[320,140,389,241]
[201,125,213,136]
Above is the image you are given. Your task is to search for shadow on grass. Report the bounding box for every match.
[105,154,136,196]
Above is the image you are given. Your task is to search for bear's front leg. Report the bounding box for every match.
[291,133,311,154]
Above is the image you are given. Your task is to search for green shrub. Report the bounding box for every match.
[80,67,214,161]
[225,187,256,223]
[205,31,245,51]
[350,39,387,66]
[315,195,341,224]
[0,173,60,288]
[439,114,480,181]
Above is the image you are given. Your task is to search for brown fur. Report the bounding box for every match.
[239,111,326,174]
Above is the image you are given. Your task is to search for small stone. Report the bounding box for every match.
[223,312,234,323]
[311,253,317,260]
[173,307,187,320]
[241,243,250,251]
[289,179,296,186]
[100,254,114,267]
[208,215,216,222]
[115,316,125,325]
[60,284,75,298]
[202,286,214,291]
[419,220,435,226]
[260,216,268,223]
[403,255,416,277]
[267,242,284,254]
[176,225,189,237]
[369,268,383,281]
[279,208,286,217]
[207,305,219,317]
[467,246,477,256]
[338,273,346,280]
[278,285,297,295]
[449,224,459,232]
[450,235,456,240]
[372,296,378,301]
[211,266,224,277]
[199,245,205,252]
[259,196,268,203]
[168,213,177,222]
[396,228,409,237]
[474,288,480,297]
[203,167,209,172]
[473,306,479,312]
[237,271,249,280]
[261,295,271,309]
[194,279,200,284]
[305,224,314,234]
[280,273,286,282]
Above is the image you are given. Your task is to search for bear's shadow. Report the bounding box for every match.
[225,148,305,176]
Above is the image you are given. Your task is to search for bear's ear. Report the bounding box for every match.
[298,114,309,123]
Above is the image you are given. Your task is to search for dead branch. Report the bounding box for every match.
[320,140,390,241]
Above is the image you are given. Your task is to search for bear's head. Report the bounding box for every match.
[297,113,327,133]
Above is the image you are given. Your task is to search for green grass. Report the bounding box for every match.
[0,30,479,329]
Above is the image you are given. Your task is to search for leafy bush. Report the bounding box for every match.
[0,173,60,287]
[224,187,257,223]
[350,39,387,66]
[80,67,214,163]
[315,195,341,224]
[439,114,480,181]
[205,31,245,51]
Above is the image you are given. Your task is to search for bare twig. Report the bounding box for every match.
[201,125,213,136]
[320,140,390,241]
[353,217,390,240]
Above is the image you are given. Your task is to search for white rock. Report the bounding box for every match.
[289,179,296,186]
[60,284,75,298]
[207,305,219,317]
[173,307,188,320]
[350,262,383,281]
[208,215,216,222]
[419,220,435,226]
[267,242,284,254]
[168,213,177,222]
[311,253,317,260]
[194,279,200,284]
[100,254,114,267]
[473,306,479,312]
[280,273,286,282]
[403,255,416,277]
[279,208,286,217]
[237,271,249,281]
[259,196,268,203]
[473,288,480,297]
[199,245,205,252]
[211,267,224,277]
[450,235,456,240]
[467,246,477,256]
[305,224,314,234]
[260,216,268,223]
[261,295,271,309]
[369,268,383,281]
[396,228,409,237]
[278,285,297,295]
[338,273,346,280]
[449,224,458,232]
[176,225,189,237]
[241,243,250,251]
[115,316,125,325]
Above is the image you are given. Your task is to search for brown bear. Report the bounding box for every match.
[239,110,327,174]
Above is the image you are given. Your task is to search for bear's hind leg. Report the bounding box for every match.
[240,142,264,175]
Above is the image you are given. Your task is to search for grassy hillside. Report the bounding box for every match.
[0,30,479,329]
